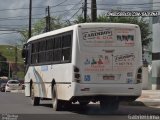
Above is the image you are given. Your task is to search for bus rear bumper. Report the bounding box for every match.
[71,83,142,102]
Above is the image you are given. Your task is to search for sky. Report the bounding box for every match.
[0,0,153,46]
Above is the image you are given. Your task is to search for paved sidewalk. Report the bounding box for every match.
[136,90,160,107]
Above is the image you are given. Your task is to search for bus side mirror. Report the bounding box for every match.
[22,48,28,64]
[22,44,28,58]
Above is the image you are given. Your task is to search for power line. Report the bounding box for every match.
[0,24,32,27]
[0,29,22,31]
[90,1,160,6]
[0,8,80,20]
[50,3,83,8]
[0,31,19,35]
[0,17,43,21]
[94,6,159,11]
[50,0,68,8]
[0,1,156,12]
[66,7,82,21]
[0,25,28,27]
[88,7,160,12]
[86,2,160,11]
[0,29,25,32]
[0,6,157,21]
[0,27,25,31]
[118,5,160,10]
[59,0,83,19]
[3,0,155,20]
[0,2,83,12]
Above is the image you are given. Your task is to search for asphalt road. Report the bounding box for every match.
[0,92,160,120]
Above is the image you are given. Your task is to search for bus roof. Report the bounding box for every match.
[27,23,139,43]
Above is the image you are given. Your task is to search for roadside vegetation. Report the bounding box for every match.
[0,45,24,80]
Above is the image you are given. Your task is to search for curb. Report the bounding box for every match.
[10,90,24,93]
[136,99,160,106]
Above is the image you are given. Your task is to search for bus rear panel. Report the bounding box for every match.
[71,23,142,102]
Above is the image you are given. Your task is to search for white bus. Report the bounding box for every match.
[22,23,142,111]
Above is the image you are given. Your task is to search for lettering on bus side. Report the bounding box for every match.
[115,28,135,47]
[114,53,135,66]
[82,29,112,41]
[41,66,48,71]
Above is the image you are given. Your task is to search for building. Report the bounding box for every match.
[152,0,160,89]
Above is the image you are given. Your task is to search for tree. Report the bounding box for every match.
[19,16,65,44]
[0,53,11,77]
[74,14,152,46]
[74,15,91,23]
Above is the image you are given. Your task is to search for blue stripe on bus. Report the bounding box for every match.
[33,67,43,97]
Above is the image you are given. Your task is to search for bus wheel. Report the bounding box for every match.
[79,101,90,106]
[100,99,119,112]
[52,85,62,111]
[30,84,40,106]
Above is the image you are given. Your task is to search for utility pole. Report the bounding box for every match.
[15,46,18,75]
[45,6,51,32]
[83,0,87,22]
[91,0,97,22]
[28,0,32,39]
[8,62,10,79]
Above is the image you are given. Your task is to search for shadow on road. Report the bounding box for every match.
[40,103,53,108]
[123,101,146,106]
[38,100,160,115]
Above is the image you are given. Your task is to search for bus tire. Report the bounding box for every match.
[52,85,62,111]
[79,101,89,106]
[30,84,40,106]
[100,99,119,112]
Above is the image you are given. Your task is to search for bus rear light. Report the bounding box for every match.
[74,67,80,72]
[138,68,142,73]
[136,67,142,83]
[137,74,142,79]
[137,79,141,83]
[75,73,80,79]
[74,66,81,83]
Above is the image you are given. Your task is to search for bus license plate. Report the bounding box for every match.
[103,75,115,80]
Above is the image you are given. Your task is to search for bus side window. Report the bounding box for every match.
[31,42,39,64]
[46,39,53,62]
[61,34,72,62]
[53,36,62,63]
[38,40,46,63]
